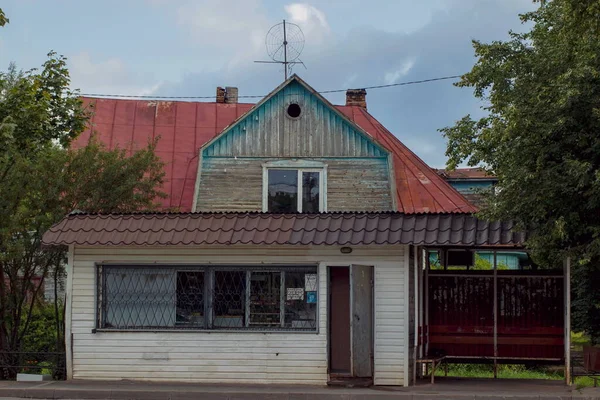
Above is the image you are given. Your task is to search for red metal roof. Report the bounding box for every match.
[42,212,524,247]
[73,97,477,214]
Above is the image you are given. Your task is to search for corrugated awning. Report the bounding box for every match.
[41,212,526,248]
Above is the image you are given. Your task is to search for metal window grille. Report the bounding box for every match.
[96,265,318,332]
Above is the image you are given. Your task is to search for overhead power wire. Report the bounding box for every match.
[318,75,463,94]
[79,74,463,100]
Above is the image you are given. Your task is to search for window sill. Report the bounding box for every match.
[92,328,319,334]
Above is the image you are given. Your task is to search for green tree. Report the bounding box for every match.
[441,0,600,343]
[0,8,8,27]
[0,55,166,377]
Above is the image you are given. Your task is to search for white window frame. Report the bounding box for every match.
[262,160,328,213]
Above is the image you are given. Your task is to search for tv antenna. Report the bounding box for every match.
[255,20,306,80]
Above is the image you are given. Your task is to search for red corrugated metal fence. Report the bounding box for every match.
[427,270,564,361]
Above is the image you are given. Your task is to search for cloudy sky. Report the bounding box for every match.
[0,0,534,167]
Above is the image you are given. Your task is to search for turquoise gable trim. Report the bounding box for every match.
[449,180,495,194]
[203,80,387,158]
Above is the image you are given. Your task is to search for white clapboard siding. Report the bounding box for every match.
[69,245,407,385]
[374,257,406,386]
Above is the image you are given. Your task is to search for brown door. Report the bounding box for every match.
[329,267,351,374]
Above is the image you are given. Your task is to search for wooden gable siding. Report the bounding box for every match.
[195,157,393,212]
[202,81,387,158]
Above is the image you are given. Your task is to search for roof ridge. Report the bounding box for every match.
[80,96,257,106]
[67,210,477,217]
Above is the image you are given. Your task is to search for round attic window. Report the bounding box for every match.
[287,103,302,119]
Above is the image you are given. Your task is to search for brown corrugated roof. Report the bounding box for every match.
[436,167,497,180]
[42,212,525,248]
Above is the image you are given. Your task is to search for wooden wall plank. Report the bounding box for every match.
[196,157,392,212]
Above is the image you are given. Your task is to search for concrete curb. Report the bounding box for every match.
[1,388,599,400]
[0,382,599,400]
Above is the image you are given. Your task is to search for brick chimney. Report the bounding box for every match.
[346,89,367,109]
[216,87,226,103]
[216,87,238,104]
[224,87,238,104]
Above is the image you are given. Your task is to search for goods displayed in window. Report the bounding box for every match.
[97,265,318,331]
[176,271,205,327]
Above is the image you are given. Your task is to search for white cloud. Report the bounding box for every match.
[284,3,331,47]
[172,2,332,70]
[285,3,328,29]
[175,0,269,68]
[384,58,416,84]
[69,52,160,96]
[144,0,536,165]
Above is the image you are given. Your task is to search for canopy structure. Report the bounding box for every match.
[42,211,525,248]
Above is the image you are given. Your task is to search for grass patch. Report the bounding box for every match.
[434,364,563,380]
[428,333,600,387]
[574,376,598,389]
[434,363,600,388]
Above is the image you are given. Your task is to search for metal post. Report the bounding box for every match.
[425,250,430,359]
[414,247,418,343]
[419,248,426,360]
[280,271,285,328]
[206,269,213,329]
[443,249,448,270]
[245,271,251,327]
[283,19,288,80]
[564,257,572,385]
[493,250,498,379]
[413,246,419,385]
[65,246,75,380]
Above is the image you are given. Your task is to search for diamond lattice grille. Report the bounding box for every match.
[98,265,317,331]
[213,270,246,328]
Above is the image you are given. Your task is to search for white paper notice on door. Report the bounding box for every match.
[287,288,304,300]
[305,274,317,291]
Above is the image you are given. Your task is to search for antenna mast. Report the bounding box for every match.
[283,20,288,79]
[255,19,306,81]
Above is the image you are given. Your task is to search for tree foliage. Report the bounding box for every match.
[0,54,166,376]
[0,8,8,27]
[441,0,600,342]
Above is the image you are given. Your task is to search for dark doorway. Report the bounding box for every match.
[329,267,351,374]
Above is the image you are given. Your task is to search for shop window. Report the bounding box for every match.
[98,265,318,332]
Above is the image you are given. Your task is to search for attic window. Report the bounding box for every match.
[266,169,322,213]
[286,103,301,119]
[262,160,327,213]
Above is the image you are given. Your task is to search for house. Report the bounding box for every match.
[435,168,530,270]
[42,75,567,386]
[436,167,497,207]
